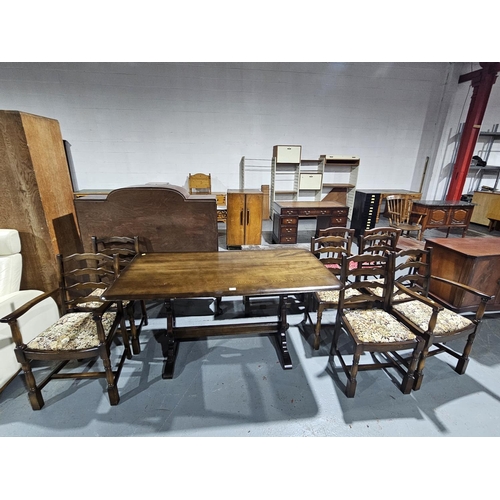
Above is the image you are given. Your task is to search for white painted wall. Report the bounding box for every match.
[1,62,497,197]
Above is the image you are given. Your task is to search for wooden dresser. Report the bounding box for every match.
[272,201,348,244]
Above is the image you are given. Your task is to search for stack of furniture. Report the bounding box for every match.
[188,172,227,223]
[270,145,359,218]
[0,110,82,293]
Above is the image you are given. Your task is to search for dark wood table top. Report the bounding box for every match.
[104,249,342,301]
[425,237,500,256]
[414,199,475,207]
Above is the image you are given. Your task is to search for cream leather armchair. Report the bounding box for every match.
[0,229,59,393]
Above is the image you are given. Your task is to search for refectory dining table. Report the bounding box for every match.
[103,249,342,379]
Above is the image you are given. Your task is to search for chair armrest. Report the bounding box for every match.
[429,275,493,321]
[0,288,59,324]
[394,282,443,311]
[430,275,493,301]
[409,211,427,225]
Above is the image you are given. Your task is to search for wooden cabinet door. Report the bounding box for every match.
[226,191,246,247]
[449,207,472,225]
[428,207,447,226]
[244,192,263,245]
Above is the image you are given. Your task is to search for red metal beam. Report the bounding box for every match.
[446,63,500,201]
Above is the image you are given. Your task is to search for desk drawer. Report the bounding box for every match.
[281,216,299,225]
[277,235,297,244]
[280,225,297,235]
[330,216,348,225]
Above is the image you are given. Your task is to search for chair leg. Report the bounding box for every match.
[401,343,422,394]
[14,348,45,410]
[99,344,120,405]
[23,363,45,410]
[346,347,362,398]
[455,332,476,374]
[126,303,141,355]
[140,300,148,325]
[314,304,325,350]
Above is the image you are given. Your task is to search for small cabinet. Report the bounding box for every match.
[226,189,263,248]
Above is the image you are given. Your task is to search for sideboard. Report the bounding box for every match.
[412,200,475,238]
[425,237,500,313]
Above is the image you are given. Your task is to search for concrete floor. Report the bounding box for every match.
[1,219,499,439]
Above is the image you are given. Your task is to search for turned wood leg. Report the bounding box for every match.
[15,348,44,410]
[314,305,324,350]
[99,344,120,405]
[126,303,140,356]
[402,340,423,394]
[346,348,362,398]
[455,332,475,375]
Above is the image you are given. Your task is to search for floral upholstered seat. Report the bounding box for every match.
[392,301,472,335]
[27,312,117,351]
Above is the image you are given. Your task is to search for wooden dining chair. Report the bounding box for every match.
[0,252,131,410]
[91,236,148,355]
[330,252,424,398]
[188,173,212,194]
[357,227,401,279]
[389,247,493,390]
[308,229,355,350]
[385,195,425,240]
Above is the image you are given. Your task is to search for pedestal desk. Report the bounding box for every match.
[425,237,500,313]
[272,201,348,244]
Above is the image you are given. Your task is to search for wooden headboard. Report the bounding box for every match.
[74,184,218,253]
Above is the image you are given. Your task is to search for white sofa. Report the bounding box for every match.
[0,229,59,393]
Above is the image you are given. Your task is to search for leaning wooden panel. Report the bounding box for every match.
[75,184,219,253]
[0,110,80,292]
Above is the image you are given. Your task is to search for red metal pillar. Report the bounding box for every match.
[446,63,499,201]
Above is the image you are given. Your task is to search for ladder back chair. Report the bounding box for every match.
[308,229,355,350]
[0,253,131,410]
[188,172,212,195]
[357,227,401,279]
[91,236,148,355]
[330,252,424,398]
[389,246,493,390]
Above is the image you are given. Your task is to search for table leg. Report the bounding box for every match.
[275,295,292,370]
[162,298,178,379]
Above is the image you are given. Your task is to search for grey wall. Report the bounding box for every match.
[1,62,498,197]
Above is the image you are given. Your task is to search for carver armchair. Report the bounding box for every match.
[0,252,131,410]
[389,247,493,390]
